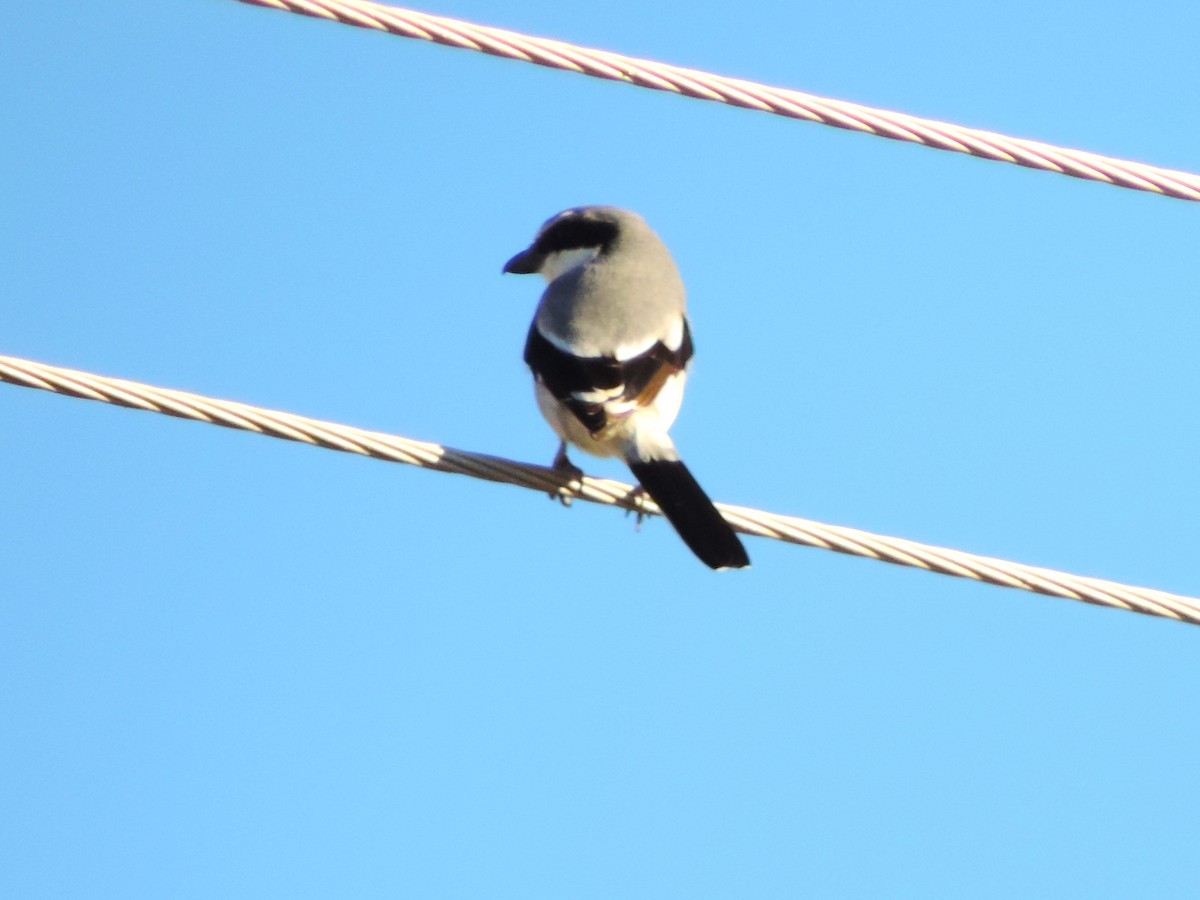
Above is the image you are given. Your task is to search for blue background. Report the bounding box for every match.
[3,1,1198,896]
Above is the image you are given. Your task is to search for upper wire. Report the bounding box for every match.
[233,0,1200,202]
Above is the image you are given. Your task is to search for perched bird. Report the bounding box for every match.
[504,206,749,570]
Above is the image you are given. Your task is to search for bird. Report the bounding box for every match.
[503,206,750,570]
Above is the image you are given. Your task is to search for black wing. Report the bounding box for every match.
[524,321,694,435]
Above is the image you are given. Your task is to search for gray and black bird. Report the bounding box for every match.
[504,206,749,570]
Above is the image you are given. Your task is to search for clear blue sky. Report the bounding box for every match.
[3,0,1199,896]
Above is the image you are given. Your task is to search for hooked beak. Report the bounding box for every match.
[503,247,542,275]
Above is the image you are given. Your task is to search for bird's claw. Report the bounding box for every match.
[624,485,650,531]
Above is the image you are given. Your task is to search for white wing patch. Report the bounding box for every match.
[573,385,625,403]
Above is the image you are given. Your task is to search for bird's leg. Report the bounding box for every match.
[624,484,651,531]
[549,441,584,506]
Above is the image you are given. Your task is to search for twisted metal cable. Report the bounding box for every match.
[2,353,1195,625]
[231,0,1200,202]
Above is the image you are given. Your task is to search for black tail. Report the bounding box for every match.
[627,459,750,570]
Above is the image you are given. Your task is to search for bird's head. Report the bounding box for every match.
[503,206,643,282]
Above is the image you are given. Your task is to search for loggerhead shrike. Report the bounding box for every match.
[504,206,750,570]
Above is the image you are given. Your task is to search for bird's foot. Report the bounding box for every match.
[624,485,650,531]
[549,444,584,506]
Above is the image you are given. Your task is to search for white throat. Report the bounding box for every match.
[539,247,599,283]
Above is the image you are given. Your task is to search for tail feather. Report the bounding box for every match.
[627,459,750,570]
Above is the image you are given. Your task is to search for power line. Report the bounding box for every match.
[2,353,1195,625]
[234,0,1200,202]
